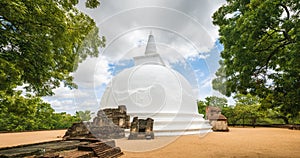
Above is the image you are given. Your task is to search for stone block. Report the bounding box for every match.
[129,117,154,140]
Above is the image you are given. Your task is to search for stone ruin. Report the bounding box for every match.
[128,117,154,140]
[64,105,131,140]
[93,105,130,129]
[63,105,155,141]
[63,122,93,139]
[207,106,229,132]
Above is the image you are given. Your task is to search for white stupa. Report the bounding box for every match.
[100,33,212,136]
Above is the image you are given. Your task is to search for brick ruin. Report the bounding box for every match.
[128,117,154,140]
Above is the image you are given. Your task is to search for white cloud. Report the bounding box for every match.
[77,0,226,62]
[43,57,112,114]
[73,57,112,88]
[46,0,227,113]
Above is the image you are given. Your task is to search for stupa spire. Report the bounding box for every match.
[145,32,157,55]
[134,33,165,66]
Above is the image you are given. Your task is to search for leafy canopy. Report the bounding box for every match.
[0,0,104,96]
[197,96,228,115]
[205,96,228,108]
[212,0,300,117]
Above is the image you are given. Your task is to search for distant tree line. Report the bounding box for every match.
[0,92,91,132]
[198,95,300,127]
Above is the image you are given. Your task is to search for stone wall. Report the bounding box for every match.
[89,125,125,139]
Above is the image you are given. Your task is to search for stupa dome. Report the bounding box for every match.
[100,33,211,136]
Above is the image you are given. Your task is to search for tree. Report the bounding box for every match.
[205,96,228,109]
[75,110,92,121]
[0,0,104,131]
[0,91,83,131]
[0,0,105,97]
[0,92,55,131]
[52,112,80,129]
[234,93,263,127]
[212,0,300,118]
[234,93,261,106]
[197,100,206,116]
[222,106,239,125]
[197,96,228,118]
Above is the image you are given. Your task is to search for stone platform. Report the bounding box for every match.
[0,138,123,158]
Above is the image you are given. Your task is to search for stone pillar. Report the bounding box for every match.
[146,118,154,132]
[145,118,154,139]
[128,117,138,140]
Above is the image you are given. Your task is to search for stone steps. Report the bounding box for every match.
[60,150,94,158]
[95,147,123,158]
[77,140,123,158]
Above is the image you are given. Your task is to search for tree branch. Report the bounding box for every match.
[279,4,290,20]
[254,41,292,74]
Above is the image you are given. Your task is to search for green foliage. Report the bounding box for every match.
[222,94,264,126]
[75,110,92,121]
[85,0,101,8]
[0,0,103,132]
[0,0,105,96]
[205,96,228,108]
[197,96,228,117]
[212,0,300,118]
[197,100,206,115]
[0,92,80,131]
[52,112,81,129]
[221,93,299,125]
[221,106,239,125]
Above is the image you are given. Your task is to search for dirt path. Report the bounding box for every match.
[0,130,66,148]
[121,127,300,158]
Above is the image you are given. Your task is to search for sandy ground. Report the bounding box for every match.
[0,130,66,148]
[120,128,300,158]
[0,128,299,157]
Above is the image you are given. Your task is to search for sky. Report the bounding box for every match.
[43,0,231,114]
